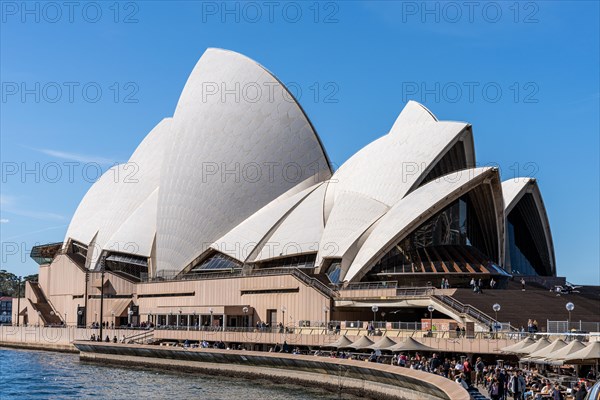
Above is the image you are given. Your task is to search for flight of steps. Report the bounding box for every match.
[451,286,600,330]
[28,281,63,325]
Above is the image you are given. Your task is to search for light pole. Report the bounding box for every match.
[209,308,213,327]
[427,305,435,333]
[281,306,286,326]
[566,302,574,334]
[323,305,329,333]
[128,309,134,327]
[242,306,249,328]
[99,257,106,339]
[493,303,501,338]
[148,312,153,326]
[78,309,83,328]
[371,305,379,327]
[16,276,22,327]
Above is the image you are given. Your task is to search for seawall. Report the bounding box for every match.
[74,342,470,400]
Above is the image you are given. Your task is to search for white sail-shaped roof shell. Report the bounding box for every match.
[502,178,556,275]
[64,118,172,269]
[315,103,475,272]
[155,49,332,273]
[210,182,322,262]
[345,167,504,282]
[59,50,556,282]
[390,100,438,126]
[252,183,328,261]
[323,120,472,209]
[316,191,389,267]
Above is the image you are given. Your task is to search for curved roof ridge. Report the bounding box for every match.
[204,48,333,173]
[345,167,501,281]
[156,48,332,273]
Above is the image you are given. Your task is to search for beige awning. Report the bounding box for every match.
[322,335,354,349]
[562,342,600,365]
[367,336,397,350]
[348,335,375,350]
[501,337,536,354]
[544,340,587,365]
[389,337,436,353]
[521,339,567,363]
[516,338,551,355]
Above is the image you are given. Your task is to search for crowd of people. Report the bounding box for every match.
[481,365,594,400]
[89,321,154,329]
[90,333,596,399]
[310,349,597,400]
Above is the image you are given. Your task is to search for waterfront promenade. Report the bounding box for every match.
[74,341,470,400]
[0,325,519,355]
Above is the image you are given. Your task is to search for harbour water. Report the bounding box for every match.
[1,347,361,400]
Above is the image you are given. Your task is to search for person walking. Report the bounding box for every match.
[521,278,526,290]
[489,378,500,400]
[508,371,525,400]
[475,357,485,386]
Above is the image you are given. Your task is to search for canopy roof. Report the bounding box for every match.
[348,336,376,350]
[322,335,354,349]
[389,337,435,352]
[516,338,552,355]
[544,340,588,365]
[520,339,567,363]
[562,342,600,365]
[501,337,536,354]
[367,336,397,350]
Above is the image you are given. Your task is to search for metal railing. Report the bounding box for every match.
[547,320,600,334]
[150,324,529,340]
[432,295,516,331]
[396,286,435,297]
[341,281,398,291]
[125,328,155,344]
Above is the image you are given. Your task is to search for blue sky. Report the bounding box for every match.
[1,1,598,284]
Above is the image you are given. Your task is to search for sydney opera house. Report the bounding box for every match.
[19,49,559,331]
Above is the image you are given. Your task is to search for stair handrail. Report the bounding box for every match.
[28,281,63,324]
[432,294,517,331]
[125,328,155,343]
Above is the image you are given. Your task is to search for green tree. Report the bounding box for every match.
[0,270,38,297]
